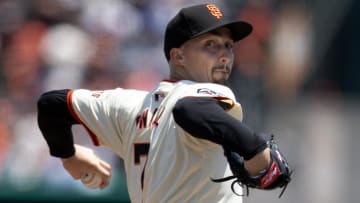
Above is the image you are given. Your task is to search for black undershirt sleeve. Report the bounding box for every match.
[37,89,79,158]
[172,97,267,160]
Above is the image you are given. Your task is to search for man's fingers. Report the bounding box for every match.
[100,159,112,172]
[99,176,111,189]
[97,159,112,189]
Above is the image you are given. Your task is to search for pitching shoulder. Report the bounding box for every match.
[69,88,148,107]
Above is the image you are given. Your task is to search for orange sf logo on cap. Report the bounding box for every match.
[206,4,223,19]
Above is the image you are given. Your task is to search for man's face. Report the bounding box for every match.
[176,27,235,84]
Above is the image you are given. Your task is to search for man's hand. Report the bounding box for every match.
[244,147,271,176]
[212,134,292,198]
[61,144,112,189]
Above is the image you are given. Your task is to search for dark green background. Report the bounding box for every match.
[0,170,130,203]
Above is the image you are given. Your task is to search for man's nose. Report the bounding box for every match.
[219,49,232,64]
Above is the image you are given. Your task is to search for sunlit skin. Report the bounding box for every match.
[169,27,235,84]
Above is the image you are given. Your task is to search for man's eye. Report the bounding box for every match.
[205,41,216,48]
[225,42,233,49]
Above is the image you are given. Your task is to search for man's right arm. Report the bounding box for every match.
[37,90,113,187]
[37,89,79,158]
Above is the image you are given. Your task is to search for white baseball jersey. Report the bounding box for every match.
[68,80,243,203]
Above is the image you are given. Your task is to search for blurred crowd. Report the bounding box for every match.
[0,0,359,200]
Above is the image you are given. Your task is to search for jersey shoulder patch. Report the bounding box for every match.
[176,81,243,120]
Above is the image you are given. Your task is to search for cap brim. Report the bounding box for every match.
[192,21,252,42]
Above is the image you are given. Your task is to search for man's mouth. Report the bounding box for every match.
[214,65,230,73]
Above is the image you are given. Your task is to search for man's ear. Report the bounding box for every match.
[169,48,184,65]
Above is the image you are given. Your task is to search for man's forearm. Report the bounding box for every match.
[172,97,267,160]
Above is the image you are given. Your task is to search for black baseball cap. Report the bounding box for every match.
[164,3,252,61]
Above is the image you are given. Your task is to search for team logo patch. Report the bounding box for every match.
[91,91,104,98]
[197,88,224,96]
[206,4,223,19]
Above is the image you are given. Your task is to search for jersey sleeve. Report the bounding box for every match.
[183,82,243,121]
[67,88,146,157]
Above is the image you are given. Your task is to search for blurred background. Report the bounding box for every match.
[0,0,359,202]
